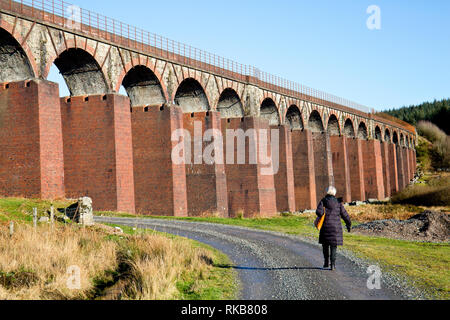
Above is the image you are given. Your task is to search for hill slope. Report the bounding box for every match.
[384,99,450,134]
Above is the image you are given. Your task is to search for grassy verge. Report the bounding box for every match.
[97,206,449,300]
[105,224,237,300]
[0,198,237,300]
[0,197,73,223]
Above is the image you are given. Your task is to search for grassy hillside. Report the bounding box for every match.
[416,121,450,170]
[0,198,236,300]
[391,121,450,208]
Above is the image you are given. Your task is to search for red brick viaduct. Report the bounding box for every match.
[0,1,417,217]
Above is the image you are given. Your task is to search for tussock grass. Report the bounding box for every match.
[0,223,117,300]
[0,198,236,300]
[114,232,231,300]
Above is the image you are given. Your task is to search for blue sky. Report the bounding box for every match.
[48,0,450,111]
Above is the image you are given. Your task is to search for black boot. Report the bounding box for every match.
[330,246,337,271]
[322,245,330,269]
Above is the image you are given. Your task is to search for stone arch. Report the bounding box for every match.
[374,126,383,141]
[393,131,399,145]
[357,122,368,140]
[308,110,324,133]
[217,88,244,118]
[53,48,109,96]
[385,128,391,143]
[286,105,304,130]
[121,65,166,107]
[116,58,168,97]
[174,77,210,113]
[0,27,35,82]
[344,118,355,138]
[260,98,280,126]
[327,114,341,136]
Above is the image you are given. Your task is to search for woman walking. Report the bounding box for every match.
[316,186,352,271]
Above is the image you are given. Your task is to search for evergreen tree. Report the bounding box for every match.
[383,98,450,134]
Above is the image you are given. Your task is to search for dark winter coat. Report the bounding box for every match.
[316,195,352,246]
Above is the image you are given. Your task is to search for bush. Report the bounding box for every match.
[417,121,447,143]
[417,121,450,169]
[416,137,432,172]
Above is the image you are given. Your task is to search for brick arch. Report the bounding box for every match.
[259,96,281,126]
[216,87,244,118]
[374,125,383,141]
[172,69,206,93]
[259,92,279,109]
[285,104,304,130]
[307,104,325,119]
[214,86,243,110]
[307,109,325,133]
[343,117,356,138]
[392,130,399,144]
[173,77,211,113]
[42,38,103,81]
[326,112,341,136]
[42,37,112,96]
[357,120,368,140]
[0,21,38,79]
[284,98,301,119]
[170,72,212,108]
[216,78,240,99]
[384,128,392,143]
[116,62,169,104]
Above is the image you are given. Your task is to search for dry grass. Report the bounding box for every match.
[392,173,450,207]
[342,204,424,223]
[0,223,117,300]
[0,221,228,300]
[417,121,450,169]
[118,234,217,300]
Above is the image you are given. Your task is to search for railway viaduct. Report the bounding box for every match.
[0,0,417,217]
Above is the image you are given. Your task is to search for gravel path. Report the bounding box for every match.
[95,216,420,300]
